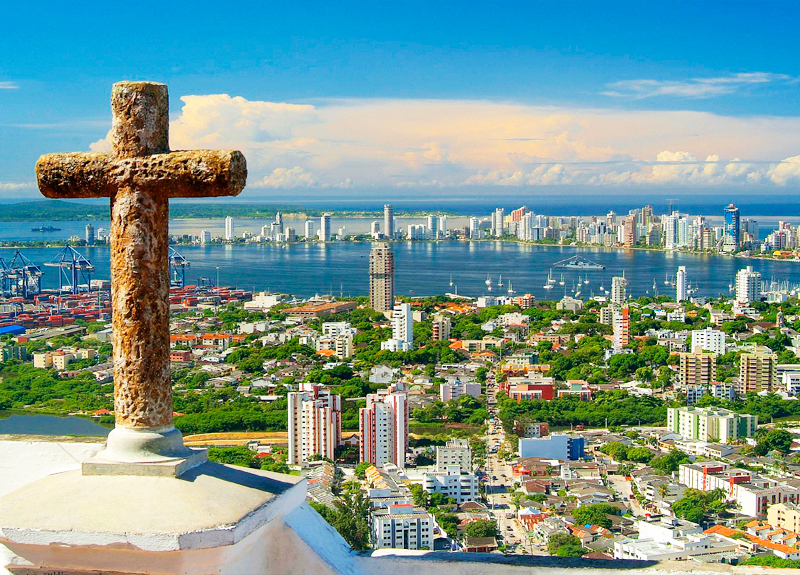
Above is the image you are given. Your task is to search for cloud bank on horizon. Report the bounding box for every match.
[67,85,800,195]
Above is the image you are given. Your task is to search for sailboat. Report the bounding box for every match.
[507,281,516,295]
[498,274,504,288]
[558,274,565,286]
[583,273,590,285]
[664,273,670,286]
[449,274,453,288]
[543,270,555,289]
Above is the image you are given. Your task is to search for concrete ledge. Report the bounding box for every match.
[0,462,305,552]
[82,448,208,477]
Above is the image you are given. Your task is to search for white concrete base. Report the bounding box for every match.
[84,425,208,477]
[0,460,352,574]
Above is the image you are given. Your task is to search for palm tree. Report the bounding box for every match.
[657,484,669,500]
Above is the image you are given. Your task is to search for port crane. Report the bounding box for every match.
[44,244,95,294]
[169,247,190,288]
[7,250,43,298]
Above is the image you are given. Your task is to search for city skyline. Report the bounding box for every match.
[2,2,800,199]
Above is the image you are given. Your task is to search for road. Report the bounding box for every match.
[481,368,547,555]
[606,473,646,517]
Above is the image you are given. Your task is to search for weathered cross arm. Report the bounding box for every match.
[36,150,247,198]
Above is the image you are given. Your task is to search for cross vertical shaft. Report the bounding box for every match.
[35,81,247,472]
[110,83,173,430]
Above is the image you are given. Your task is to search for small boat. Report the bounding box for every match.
[498,274,504,288]
[664,273,670,286]
[583,273,590,285]
[449,274,453,288]
[507,281,515,295]
[558,274,565,286]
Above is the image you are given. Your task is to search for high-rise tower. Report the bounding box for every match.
[369,243,394,312]
[383,204,394,239]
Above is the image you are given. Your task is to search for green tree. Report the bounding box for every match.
[547,533,586,557]
[464,519,498,538]
[649,449,689,475]
[354,461,371,479]
[754,429,793,455]
[572,504,619,529]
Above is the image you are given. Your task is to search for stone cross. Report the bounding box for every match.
[36,82,246,471]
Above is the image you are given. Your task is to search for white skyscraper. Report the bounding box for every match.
[319,214,331,242]
[370,221,381,236]
[287,383,342,466]
[426,215,439,239]
[384,204,394,239]
[381,303,413,352]
[493,208,505,237]
[663,212,689,250]
[736,265,761,304]
[469,217,480,239]
[224,216,234,241]
[611,275,627,305]
[360,390,408,469]
[676,266,687,302]
[200,230,211,245]
[439,215,448,238]
[304,220,315,240]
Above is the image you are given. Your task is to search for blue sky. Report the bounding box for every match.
[2,1,800,200]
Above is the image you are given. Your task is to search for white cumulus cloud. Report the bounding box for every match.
[255,167,318,189]
[82,93,800,192]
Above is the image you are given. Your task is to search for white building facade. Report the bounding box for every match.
[287,383,342,466]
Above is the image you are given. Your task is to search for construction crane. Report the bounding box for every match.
[44,244,95,294]
[666,198,678,215]
[169,247,190,288]
[7,250,43,298]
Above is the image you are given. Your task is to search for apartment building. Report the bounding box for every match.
[360,390,409,469]
[739,349,778,394]
[768,502,800,532]
[370,504,434,550]
[439,380,481,402]
[287,383,342,466]
[422,465,479,504]
[685,382,736,405]
[691,327,727,355]
[435,439,472,472]
[679,462,800,517]
[679,350,717,387]
[667,406,757,443]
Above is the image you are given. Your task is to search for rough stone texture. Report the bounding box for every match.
[34,81,247,430]
[111,82,169,158]
[111,184,172,428]
[36,150,247,199]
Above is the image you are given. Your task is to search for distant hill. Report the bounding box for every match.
[0,200,310,221]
